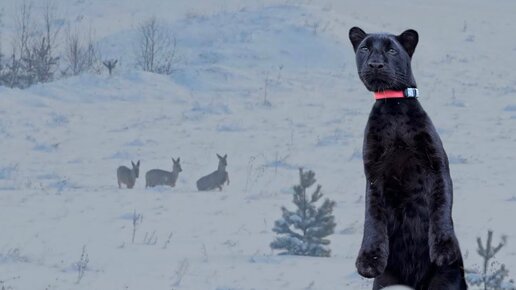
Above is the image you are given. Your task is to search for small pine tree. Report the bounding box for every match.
[270,168,336,257]
[23,37,59,83]
[466,230,515,290]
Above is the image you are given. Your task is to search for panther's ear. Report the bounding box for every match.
[349,27,367,52]
[397,29,419,57]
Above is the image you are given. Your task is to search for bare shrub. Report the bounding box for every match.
[162,232,173,249]
[172,259,189,287]
[0,9,4,78]
[63,24,100,76]
[74,245,89,284]
[13,1,34,61]
[1,1,60,88]
[142,230,158,245]
[132,210,143,244]
[135,17,177,74]
[5,0,35,88]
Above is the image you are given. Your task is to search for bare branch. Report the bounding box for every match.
[135,17,177,74]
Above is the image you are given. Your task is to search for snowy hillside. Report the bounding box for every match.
[1,0,516,289]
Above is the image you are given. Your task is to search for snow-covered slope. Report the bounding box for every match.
[0,1,515,289]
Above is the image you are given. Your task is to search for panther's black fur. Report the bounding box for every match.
[349,27,467,290]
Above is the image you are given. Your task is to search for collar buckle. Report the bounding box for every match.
[404,88,419,98]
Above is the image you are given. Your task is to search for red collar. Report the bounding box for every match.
[374,88,419,100]
[374,90,404,100]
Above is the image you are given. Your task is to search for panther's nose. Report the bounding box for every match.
[368,62,384,69]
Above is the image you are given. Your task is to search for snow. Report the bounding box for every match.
[0,0,516,289]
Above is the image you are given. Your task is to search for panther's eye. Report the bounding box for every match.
[387,48,397,55]
[360,46,369,52]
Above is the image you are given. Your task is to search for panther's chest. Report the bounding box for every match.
[365,119,426,175]
[364,101,435,203]
[365,101,431,161]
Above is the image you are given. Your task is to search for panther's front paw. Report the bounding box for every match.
[355,245,388,278]
[430,235,460,266]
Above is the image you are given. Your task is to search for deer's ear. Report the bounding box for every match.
[177,157,180,162]
[131,161,135,167]
[223,154,227,159]
[217,154,222,159]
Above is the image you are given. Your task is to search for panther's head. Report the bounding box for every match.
[349,27,418,92]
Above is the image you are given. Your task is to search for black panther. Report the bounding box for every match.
[348,27,468,289]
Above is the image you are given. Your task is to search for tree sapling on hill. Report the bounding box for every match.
[466,230,515,290]
[270,168,336,257]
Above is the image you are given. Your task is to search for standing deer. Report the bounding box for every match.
[117,160,140,189]
[145,157,182,188]
[196,154,229,191]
